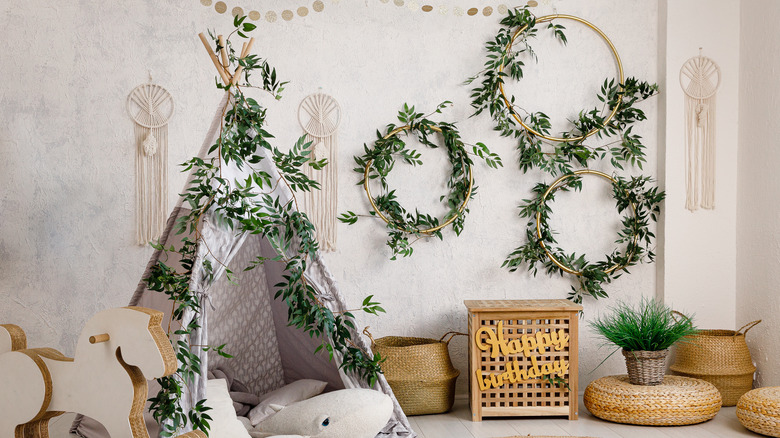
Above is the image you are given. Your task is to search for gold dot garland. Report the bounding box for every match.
[199,0,547,22]
[380,0,511,16]
[200,0,327,23]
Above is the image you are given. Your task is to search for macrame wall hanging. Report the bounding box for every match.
[680,49,721,211]
[126,79,175,245]
[298,91,341,252]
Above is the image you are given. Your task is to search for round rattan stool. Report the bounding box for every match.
[737,387,780,437]
[584,375,722,426]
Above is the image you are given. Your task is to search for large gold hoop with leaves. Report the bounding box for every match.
[363,125,474,235]
[536,169,638,276]
[499,14,625,143]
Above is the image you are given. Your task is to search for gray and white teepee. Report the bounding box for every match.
[71,94,415,438]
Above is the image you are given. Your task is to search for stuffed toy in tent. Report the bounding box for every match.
[71,94,415,438]
[251,389,393,438]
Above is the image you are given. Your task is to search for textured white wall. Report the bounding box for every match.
[658,0,739,330]
[0,1,218,349]
[0,0,659,395]
[737,0,780,387]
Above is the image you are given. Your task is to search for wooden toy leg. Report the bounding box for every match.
[23,411,64,438]
[0,324,27,353]
[0,351,51,438]
[176,432,208,438]
[23,422,37,438]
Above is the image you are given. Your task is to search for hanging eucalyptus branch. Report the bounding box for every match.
[339,102,501,259]
[466,6,659,177]
[502,173,665,303]
[145,16,384,436]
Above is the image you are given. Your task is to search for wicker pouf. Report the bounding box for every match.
[737,387,780,437]
[584,375,722,426]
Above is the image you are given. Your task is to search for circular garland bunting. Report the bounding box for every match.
[339,102,502,260]
[468,6,659,177]
[502,169,665,304]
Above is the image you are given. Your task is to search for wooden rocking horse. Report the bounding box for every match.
[0,307,178,438]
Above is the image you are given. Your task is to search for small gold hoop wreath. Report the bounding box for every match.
[363,125,474,235]
[499,14,625,143]
[536,169,637,276]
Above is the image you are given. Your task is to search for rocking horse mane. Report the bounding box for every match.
[0,324,27,352]
[124,306,177,377]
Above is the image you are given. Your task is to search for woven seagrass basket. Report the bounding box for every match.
[670,318,760,406]
[623,349,668,386]
[367,330,462,416]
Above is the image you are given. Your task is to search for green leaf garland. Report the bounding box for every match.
[467,6,660,177]
[340,102,501,260]
[502,171,665,304]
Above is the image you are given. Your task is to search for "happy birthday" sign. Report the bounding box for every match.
[475,321,570,390]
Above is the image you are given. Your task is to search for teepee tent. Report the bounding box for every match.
[71,93,416,438]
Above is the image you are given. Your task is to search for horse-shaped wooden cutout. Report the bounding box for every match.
[0,307,177,438]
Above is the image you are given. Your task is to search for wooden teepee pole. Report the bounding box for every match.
[198,34,256,87]
[198,33,231,85]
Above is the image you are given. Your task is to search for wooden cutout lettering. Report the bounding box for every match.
[474,321,571,391]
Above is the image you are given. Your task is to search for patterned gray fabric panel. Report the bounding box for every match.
[207,235,285,395]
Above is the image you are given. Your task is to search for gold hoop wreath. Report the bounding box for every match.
[340,104,501,260]
[498,14,625,143]
[363,125,474,235]
[503,167,664,302]
[536,170,637,276]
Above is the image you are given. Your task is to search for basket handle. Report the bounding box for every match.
[671,310,693,323]
[736,320,762,337]
[439,331,468,345]
[363,326,376,347]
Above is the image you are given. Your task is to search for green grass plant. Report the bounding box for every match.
[591,298,697,351]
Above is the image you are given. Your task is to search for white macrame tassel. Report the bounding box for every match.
[681,50,720,212]
[298,92,341,252]
[127,81,175,245]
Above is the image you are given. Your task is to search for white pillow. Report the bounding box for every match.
[205,379,252,438]
[248,379,327,426]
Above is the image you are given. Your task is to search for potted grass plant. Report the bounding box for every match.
[591,298,696,386]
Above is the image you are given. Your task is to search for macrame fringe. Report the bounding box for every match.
[303,133,338,252]
[684,89,717,211]
[135,125,169,244]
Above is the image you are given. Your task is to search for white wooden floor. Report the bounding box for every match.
[408,397,761,438]
[48,397,761,438]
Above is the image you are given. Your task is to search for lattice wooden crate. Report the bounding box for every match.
[464,300,582,421]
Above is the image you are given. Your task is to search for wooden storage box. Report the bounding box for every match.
[465,299,582,421]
